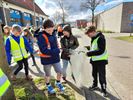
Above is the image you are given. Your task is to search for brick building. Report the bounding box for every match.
[0,0,48,27]
[95,2,133,33]
[76,20,88,28]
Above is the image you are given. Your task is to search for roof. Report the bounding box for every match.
[96,2,133,16]
[4,0,48,17]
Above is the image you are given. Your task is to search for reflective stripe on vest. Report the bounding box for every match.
[0,69,10,97]
[39,34,51,58]
[9,36,28,62]
[90,36,108,61]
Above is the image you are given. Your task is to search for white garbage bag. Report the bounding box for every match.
[70,48,88,87]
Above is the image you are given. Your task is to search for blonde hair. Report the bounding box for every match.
[3,25,10,36]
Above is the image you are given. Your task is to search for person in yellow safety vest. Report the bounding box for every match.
[85,26,108,97]
[3,25,10,45]
[5,24,33,81]
[0,68,10,98]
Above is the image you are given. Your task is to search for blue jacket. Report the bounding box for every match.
[36,31,60,65]
[5,34,33,65]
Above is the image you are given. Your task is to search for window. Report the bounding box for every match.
[24,12,31,17]
[10,9,20,15]
[10,9,14,14]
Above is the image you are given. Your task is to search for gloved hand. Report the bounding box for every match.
[84,46,90,50]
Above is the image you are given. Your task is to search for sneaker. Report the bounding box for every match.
[101,84,108,97]
[89,85,98,91]
[56,82,65,92]
[102,90,108,97]
[47,84,56,94]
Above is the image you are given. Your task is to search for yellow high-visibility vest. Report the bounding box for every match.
[0,68,10,97]
[90,36,108,61]
[4,35,7,45]
[9,36,28,62]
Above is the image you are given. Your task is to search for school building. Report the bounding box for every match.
[95,2,133,33]
[0,0,48,27]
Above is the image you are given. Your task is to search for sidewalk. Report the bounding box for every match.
[11,29,133,100]
[72,28,133,100]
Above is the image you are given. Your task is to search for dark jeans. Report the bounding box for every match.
[26,49,36,65]
[30,53,36,65]
[92,63,107,88]
[14,58,29,76]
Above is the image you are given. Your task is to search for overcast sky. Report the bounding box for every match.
[35,0,133,22]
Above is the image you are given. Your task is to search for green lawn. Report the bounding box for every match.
[115,36,133,43]
[12,78,76,100]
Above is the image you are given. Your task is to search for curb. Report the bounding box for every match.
[65,81,86,100]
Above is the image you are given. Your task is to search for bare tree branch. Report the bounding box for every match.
[56,0,70,24]
[81,0,105,25]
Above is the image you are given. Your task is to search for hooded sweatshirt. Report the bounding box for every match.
[87,32,108,65]
[36,31,60,65]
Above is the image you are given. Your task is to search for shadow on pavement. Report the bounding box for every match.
[82,86,120,100]
[110,55,131,59]
[29,65,44,77]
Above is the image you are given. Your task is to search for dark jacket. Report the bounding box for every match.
[87,32,108,65]
[36,31,60,65]
[60,35,79,60]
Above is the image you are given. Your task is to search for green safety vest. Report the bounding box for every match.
[4,35,8,45]
[9,36,28,62]
[0,68,10,97]
[4,36,7,44]
[90,36,108,61]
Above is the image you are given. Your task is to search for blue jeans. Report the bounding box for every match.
[62,59,69,77]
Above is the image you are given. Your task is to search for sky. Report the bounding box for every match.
[35,0,133,22]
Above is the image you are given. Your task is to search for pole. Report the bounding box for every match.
[0,23,16,100]
[1,0,7,25]
[33,0,36,28]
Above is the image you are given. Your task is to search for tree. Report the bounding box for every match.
[51,10,62,25]
[56,0,70,24]
[0,24,16,100]
[81,0,105,25]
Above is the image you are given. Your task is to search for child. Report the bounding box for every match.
[36,19,65,94]
[23,28,37,66]
[85,26,108,97]
[57,25,63,38]
[60,25,79,81]
[3,25,10,44]
[5,24,33,80]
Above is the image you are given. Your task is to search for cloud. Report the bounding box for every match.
[35,0,88,21]
[35,0,133,22]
